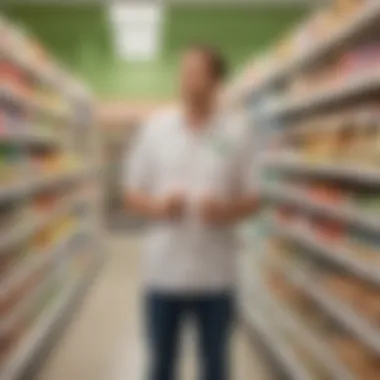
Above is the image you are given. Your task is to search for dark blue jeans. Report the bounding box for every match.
[146,292,234,380]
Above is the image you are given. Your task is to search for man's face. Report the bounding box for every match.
[179,50,218,103]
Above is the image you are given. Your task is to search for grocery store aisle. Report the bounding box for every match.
[37,233,271,380]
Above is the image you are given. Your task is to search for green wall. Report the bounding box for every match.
[1,4,308,100]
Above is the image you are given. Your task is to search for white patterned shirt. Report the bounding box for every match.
[125,108,255,294]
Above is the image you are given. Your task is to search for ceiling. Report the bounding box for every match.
[172,0,317,4]
[0,0,320,4]
[1,1,310,99]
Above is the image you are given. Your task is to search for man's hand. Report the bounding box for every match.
[126,191,185,221]
[157,193,185,220]
[199,197,230,225]
[199,195,259,226]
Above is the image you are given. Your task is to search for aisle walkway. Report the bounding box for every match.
[37,234,271,380]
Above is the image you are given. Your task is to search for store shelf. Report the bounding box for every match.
[288,268,380,356]
[0,181,29,203]
[246,2,380,98]
[0,85,68,120]
[0,167,90,204]
[0,255,102,380]
[0,219,29,253]
[0,226,82,339]
[243,303,313,380]
[257,279,354,380]
[0,41,59,90]
[1,224,79,304]
[268,71,380,119]
[0,193,79,253]
[0,132,60,147]
[265,185,380,234]
[0,16,99,380]
[7,132,61,147]
[1,252,45,300]
[235,1,380,378]
[290,2,380,71]
[1,263,56,336]
[271,219,380,288]
[262,156,380,187]
[0,32,84,100]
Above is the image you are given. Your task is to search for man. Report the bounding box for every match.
[125,44,257,380]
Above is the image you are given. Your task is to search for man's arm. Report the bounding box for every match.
[225,196,259,223]
[200,120,260,225]
[200,195,259,225]
[125,191,184,221]
[125,192,162,219]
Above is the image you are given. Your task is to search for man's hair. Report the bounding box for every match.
[187,43,228,81]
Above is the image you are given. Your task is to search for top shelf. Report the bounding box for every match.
[0,46,60,92]
[246,2,380,99]
[0,21,89,100]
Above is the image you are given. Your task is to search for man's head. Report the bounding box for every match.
[179,44,228,106]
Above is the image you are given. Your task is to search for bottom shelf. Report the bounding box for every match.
[290,269,380,357]
[1,255,103,380]
[242,303,313,380]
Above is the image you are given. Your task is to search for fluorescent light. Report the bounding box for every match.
[109,2,164,62]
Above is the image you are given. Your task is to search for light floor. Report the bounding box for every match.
[37,234,271,380]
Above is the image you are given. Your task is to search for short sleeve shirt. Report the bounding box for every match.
[125,108,255,294]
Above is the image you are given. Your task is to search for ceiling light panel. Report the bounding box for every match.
[109,2,164,62]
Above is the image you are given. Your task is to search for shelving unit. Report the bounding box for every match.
[263,184,380,233]
[243,301,313,380]
[0,16,102,380]
[267,276,353,380]
[1,255,101,380]
[237,1,380,101]
[261,156,380,187]
[270,218,380,287]
[267,70,380,119]
[232,1,380,379]
[242,271,355,380]
[286,267,380,356]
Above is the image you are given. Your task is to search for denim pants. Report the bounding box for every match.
[146,292,234,380]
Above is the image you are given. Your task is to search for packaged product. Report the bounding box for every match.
[349,231,380,263]
[0,317,24,363]
[342,43,380,80]
[322,273,361,305]
[0,145,21,183]
[333,0,365,20]
[333,124,356,163]
[330,335,374,377]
